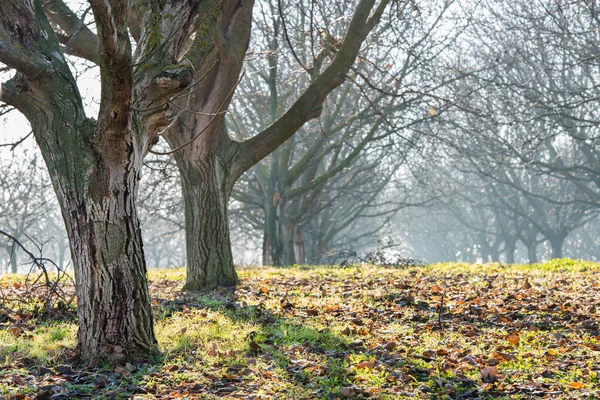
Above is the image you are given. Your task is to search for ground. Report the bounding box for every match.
[0,260,599,399]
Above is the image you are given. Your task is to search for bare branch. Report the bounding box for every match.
[42,0,99,63]
[231,0,391,183]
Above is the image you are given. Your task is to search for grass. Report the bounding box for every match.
[0,260,600,398]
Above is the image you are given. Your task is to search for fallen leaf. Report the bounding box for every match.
[8,326,20,337]
[507,332,520,346]
[480,366,499,382]
[568,382,585,389]
[356,361,375,371]
[494,351,518,362]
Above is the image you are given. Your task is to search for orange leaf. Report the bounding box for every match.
[568,382,585,389]
[8,326,20,338]
[507,332,520,346]
[356,361,375,371]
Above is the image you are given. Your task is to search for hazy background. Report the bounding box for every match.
[2,0,600,273]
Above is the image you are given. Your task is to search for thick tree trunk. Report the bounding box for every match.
[57,163,157,360]
[178,157,238,291]
[1,66,157,361]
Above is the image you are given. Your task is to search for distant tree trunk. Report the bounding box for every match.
[280,223,296,266]
[262,231,272,266]
[264,200,281,266]
[549,234,566,259]
[504,239,516,264]
[294,226,306,265]
[178,156,238,291]
[479,245,490,263]
[527,243,538,264]
[58,239,68,270]
[10,242,17,274]
[490,247,500,263]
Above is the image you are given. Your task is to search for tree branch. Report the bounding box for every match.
[230,0,390,183]
[0,41,51,77]
[42,0,99,63]
[88,0,133,160]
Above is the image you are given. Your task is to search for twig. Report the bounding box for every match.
[438,292,445,331]
[0,131,32,150]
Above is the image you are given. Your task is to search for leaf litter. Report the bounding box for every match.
[0,261,599,399]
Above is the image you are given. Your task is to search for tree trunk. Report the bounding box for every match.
[58,239,68,270]
[527,243,538,264]
[549,235,565,259]
[294,226,306,265]
[178,157,238,291]
[490,248,500,263]
[1,63,157,361]
[58,163,157,360]
[10,242,17,274]
[264,201,282,266]
[262,231,272,266]
[281,223,296,266]
[505,239,516,264]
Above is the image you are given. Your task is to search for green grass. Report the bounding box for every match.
[0,260,599,398]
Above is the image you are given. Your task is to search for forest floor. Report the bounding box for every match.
[0,260,599,399]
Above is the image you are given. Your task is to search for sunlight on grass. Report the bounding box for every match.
[0,260,599,398]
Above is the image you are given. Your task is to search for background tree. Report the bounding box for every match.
[146,0,393,290]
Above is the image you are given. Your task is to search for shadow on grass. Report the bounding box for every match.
[3,284,479,400]
[154,287,361,399]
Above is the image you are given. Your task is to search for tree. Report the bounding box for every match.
[0,0,398,356]
[148,0,392,289]
[0,152,55,272]
[0,0,207,360]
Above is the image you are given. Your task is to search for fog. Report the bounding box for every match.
[2,0,600,273]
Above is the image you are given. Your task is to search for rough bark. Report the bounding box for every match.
[0,0,174,360]
[178,155,238,290]
[161,0,253,289]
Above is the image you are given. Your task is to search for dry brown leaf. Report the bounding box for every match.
[480,365,499,382]
[507,332,520,346]
[356,360,375,371]
[8,326,20,337]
